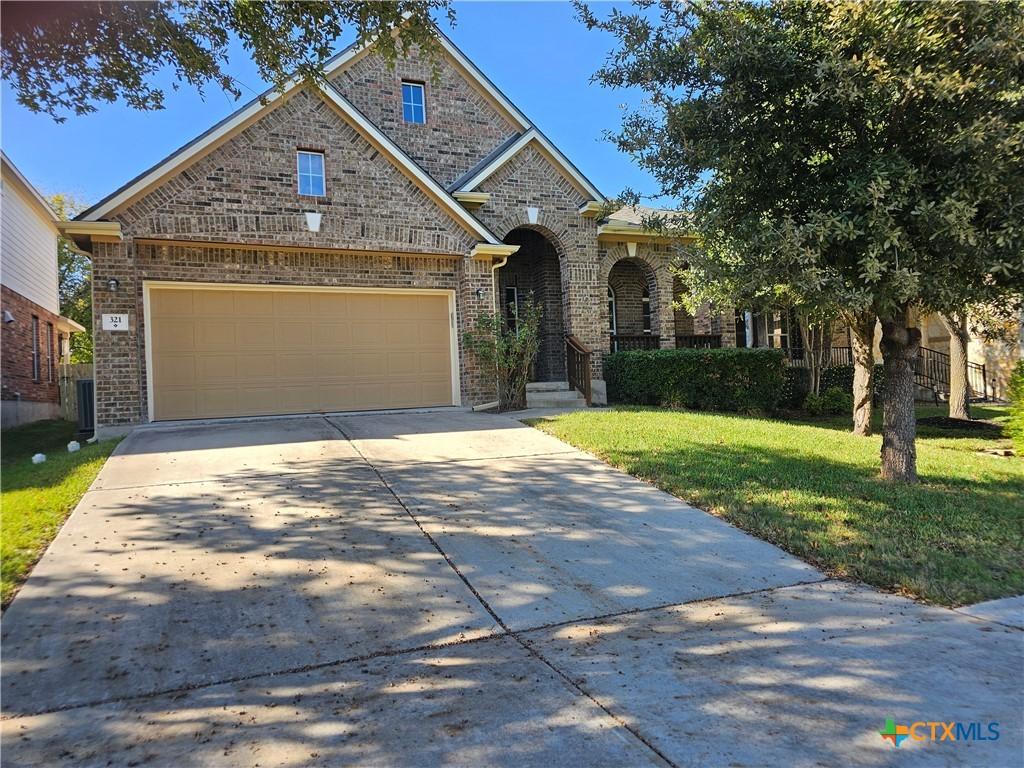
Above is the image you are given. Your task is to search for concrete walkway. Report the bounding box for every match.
[2,411,1021,767]
[955,595,1024,630]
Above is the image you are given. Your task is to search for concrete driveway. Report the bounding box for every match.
[2,411,1020,767]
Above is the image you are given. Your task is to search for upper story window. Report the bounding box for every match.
[296,150,325,197]
[401,81,426,124]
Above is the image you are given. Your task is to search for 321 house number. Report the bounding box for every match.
[102,313,129,331]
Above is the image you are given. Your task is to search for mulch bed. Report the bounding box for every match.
[916,416,1002,432]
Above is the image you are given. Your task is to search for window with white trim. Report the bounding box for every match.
[641,288,652,333]
[401,81,426,124]
[31,315,40,381]
[46,322,54,382]
[296,150,325,196]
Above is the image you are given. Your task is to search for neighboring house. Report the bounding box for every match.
[65,25,735,435]
[1,153,85,428]
[908,311,1022,402]
[738,308,1023,402]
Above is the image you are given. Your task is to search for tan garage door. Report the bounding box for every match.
[148,286,454,420]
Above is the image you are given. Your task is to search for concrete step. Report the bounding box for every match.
[526,381,571,392]
[525,396,588,409]
[526,387,587,409]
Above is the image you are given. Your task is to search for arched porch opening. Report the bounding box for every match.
[673,275,726,348]
[497,227,566,381]
[608,257,657,352]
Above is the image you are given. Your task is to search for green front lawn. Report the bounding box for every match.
[531,405,1023,606]
[1,420,119,607]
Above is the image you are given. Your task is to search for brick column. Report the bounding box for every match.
[654,264,676,348]
[718,306,738,347]
[92,239,143,435]
[457,254,498,406]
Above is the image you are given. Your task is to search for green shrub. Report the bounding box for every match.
[821,364,855,394]
[785,363,883,409]
[805,386,854,416]
[1008,360,1024,454]
[604,348,786,413]
[782,367,810,408]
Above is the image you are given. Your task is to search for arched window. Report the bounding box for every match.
[641,287,652,334]
[607,286,617,333]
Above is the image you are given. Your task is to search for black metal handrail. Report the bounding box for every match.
[915,346,988,401]
[675,334,723,349]
[610,334,661,353]
[566,334,592,406]
[780,346,853,367]
[780,344,989,401]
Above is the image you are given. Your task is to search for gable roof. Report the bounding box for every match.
[451,128,605,202]
[79,21,603,227]
[79,81,503,244]
[447,132,525,192]
[599,205,696,243]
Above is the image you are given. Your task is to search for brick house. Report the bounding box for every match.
[1,153,85,428]
[67,26,734,436]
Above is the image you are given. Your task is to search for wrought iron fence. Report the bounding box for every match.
[675,334,723,349]
[610,334,662,353]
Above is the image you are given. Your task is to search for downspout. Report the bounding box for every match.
[471,253,510,412]
[491,254,509,312]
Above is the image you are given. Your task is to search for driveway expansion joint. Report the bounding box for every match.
[0,633,503,721]
[325,417,679,768]
[368,449,582,468]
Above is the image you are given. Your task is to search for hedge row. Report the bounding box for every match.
[604,348,786,412]
[781,363,884,408]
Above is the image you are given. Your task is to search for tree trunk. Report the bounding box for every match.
[879,312,921,482]
[849,312,876,436]
[940,313,971,421]
[799,317,826,396]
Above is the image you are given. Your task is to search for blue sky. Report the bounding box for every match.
[1,2,661,208]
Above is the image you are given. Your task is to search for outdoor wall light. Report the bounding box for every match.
[475,288,486,301]
[107,278,120,292]
[3,310,14,324]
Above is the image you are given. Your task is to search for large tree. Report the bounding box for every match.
[581,0,1024,481]
[2,1,451,121]
[50,195,93,363]
[942,300,1022,419]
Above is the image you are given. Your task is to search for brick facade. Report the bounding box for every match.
[332,45,519,189]
[608,259,653,338]
[114,90,476,256]
[1,284,61,405]
[89,43,725,430]
[472,145,605,379]
[92,241,501,429]
[497,228,565,381]
[600,243,737,350]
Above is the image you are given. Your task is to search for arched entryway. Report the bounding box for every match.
[497,227,566,381]
[608,257,658,352]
